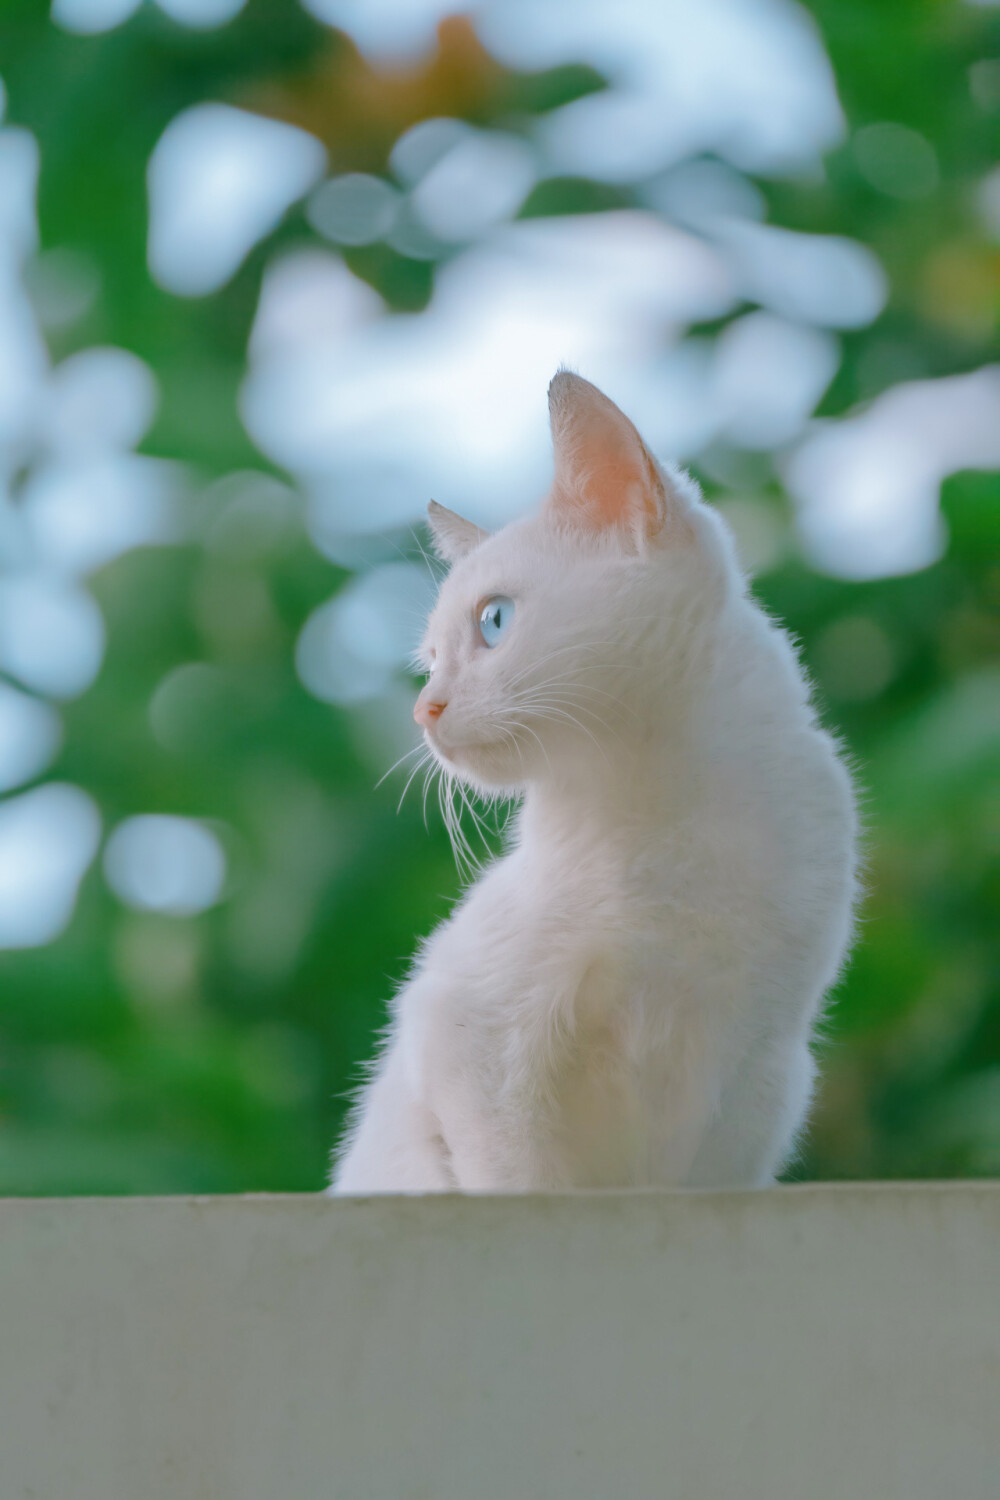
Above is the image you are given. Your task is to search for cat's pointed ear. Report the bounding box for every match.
[546,371,689,542]
[426,500,489,564]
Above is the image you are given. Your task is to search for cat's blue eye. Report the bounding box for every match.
[478,596,514,648]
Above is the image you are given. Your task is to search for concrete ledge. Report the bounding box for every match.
[2,1184,998,1499]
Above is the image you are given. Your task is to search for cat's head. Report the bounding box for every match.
[413,371,736,793]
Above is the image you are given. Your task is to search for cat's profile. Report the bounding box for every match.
[331,371,858,1192]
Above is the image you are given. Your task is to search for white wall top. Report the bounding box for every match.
[2,1184,998,1500]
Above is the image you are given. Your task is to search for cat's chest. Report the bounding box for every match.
[418,866,681,1183]
[433,846,666,1019]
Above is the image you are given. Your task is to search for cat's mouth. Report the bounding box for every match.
[422,725,519,786]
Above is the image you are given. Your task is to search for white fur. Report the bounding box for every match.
[331,373,858,1193]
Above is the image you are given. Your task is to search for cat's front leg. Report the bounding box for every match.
[330,1032,456,1194]
[421,1067,561,1192]
[333,968,571,1193]
[421,992,571,1192]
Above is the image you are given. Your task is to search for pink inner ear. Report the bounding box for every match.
[549,375,664,536]
[576,449,657,532]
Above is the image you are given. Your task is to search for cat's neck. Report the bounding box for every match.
[516,731,695,856]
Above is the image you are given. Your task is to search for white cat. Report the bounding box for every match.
[331,372,858,1192]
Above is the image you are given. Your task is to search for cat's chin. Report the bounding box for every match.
[429,739,523,792]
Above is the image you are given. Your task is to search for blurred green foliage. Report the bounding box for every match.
[0,0,997,1193]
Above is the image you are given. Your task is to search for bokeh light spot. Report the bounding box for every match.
[22,456,177,578]
[307,173,399,246]
[51,0,140,35]
[814,615,897,701]
[0,681,63,793]
[410,130,537,241]
[854,122,939,200]
[156,0,247,26]
[297,562,436,705]
[0,783,100,949]
[479,0,845,180]
[148,104,326,297]
[302,0,461,63]
[720,221,888,329]
[44,347,158,454]
[0,575,105,698]
[786,366,1000,579]
[104,815,228,917]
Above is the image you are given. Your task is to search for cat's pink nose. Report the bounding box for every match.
[414,697,447,728]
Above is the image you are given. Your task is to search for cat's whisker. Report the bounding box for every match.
[436,771,456,870]
[396,749,434,813]
[456,788,487,875]
[519,670,643,721]
[503,642,603,691]
[488,727,524,830]
[502,640,644,695]
[453,789,484,883]
[474,786,507,849]
[508,689,631,756]
[512,686,611,719]
[436,773,454,871]
[438,770,477,884]
[421,759,439,829]
[514,718,553,776]
[374,741,427,791]
[455,779,494,861]
[407,524,446,590]
[517,660,643,691]
[418,746,498,879]
[521,705,615,770]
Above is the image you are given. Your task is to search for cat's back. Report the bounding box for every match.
[714,593,858,902]
[683,590,859,1015]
